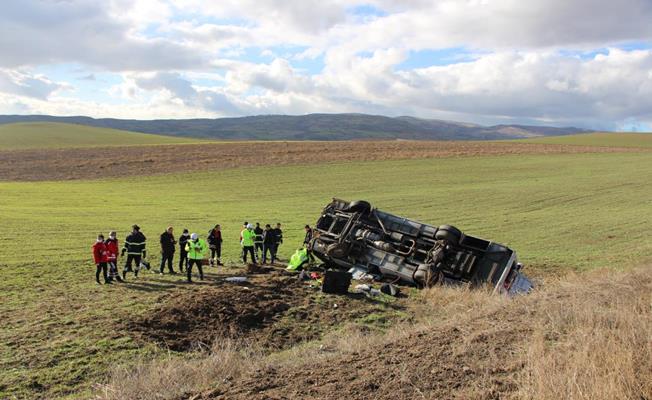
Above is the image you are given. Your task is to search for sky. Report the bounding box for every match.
[1,0,652,130]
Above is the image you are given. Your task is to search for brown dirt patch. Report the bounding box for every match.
[127,270,408,352]
[1,140,647,181]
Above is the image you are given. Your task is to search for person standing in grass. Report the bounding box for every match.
[272,223,283,259]
[121,224,147,280]
[105,231,122,282]
[303,224,316,264]
[207,224,223,267]
[254,222,264,260]
[178,229,190,272]
[159,226,176,275]
[239,221,248,260]
[241,223,257,265]
[92,234,111,285]
[261,224,276,264]
[185,233,207,282]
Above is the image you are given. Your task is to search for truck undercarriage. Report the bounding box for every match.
[310,199,533,295]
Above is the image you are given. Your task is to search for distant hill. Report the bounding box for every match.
[515,132,652,148]
[0,122,201,150]
[0,113,589,141]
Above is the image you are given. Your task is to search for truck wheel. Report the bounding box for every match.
[346,200,372,214]
[435,225,462,244]
[326,243,349,258]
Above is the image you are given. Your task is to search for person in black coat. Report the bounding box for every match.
[253,222,264,259]
[121,224,147,280]
[303,225,315,263]
[159,226,176,274]
[207,224,223,266]
[262,224,277,264]
[272,223,283,259]
[178,229,190,272]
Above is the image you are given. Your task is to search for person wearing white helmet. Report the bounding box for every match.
[240,223,257,265]
[185,232,207,282]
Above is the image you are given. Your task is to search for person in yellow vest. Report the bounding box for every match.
[241,223,257,265]
[185,233,207,282]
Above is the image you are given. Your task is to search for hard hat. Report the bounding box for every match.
[190,233,198,240]
[247,223,254,229]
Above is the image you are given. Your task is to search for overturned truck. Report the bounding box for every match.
[310,199,533,295]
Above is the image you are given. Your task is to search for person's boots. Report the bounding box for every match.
[115,274,124,282]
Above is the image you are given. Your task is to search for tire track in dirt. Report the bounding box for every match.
[0,141,647,181]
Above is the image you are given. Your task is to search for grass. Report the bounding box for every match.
[0,122,202,149]
[1,151,652,398]
[514,132,652,147]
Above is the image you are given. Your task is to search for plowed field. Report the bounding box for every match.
[1,140,646,181]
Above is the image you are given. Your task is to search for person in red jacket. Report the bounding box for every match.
[92,234,111,285]
[105,231,122,282]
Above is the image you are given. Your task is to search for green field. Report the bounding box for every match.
[0,122,201,149]
[1,151,652,398]
[515,132,652,147]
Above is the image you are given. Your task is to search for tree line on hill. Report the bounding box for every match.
[0,113,589,141]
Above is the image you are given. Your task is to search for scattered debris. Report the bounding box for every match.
[225,277,248,283]
[354,284,371,292]
[349,266,375,281]
[380,283,400,297]
[322,270,352,294]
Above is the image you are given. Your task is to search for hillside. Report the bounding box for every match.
[0,114,588,141]
[515,132,652,148]
[0,122,201,149]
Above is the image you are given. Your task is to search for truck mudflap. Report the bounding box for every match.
[507,272,534,296]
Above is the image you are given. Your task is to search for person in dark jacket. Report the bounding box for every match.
[262,224,276,264]
[303,224,316,263]
[121,224,147,280]
[207,224,223,266]
[253,222,264,259]
[272,223,283,259]
[178,229,190,272]
[92,234,110,284]
[159,226,176,274]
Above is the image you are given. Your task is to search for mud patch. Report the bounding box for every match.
[127,271,409,352]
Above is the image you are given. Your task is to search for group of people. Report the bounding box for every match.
[91,222,303,285]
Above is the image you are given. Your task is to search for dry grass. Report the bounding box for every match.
[95,340,259,400]
[517,268,652,400]
[97,267,652,399]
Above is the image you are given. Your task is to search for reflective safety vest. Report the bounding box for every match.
[241,229,256,247]
[185,239,207,260]
[286,248,309,271]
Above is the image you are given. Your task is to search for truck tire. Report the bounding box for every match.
[346,200,372,214]
[435,225,462,244]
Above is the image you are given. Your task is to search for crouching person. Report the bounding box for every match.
[92,234,111,285]
[186,233,207,283]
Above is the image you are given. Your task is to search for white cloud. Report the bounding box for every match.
[2,0,652,129]
[0,69,67,99]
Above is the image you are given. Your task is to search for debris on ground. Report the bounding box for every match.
[322,270,352,294]
[224,277,248,283]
